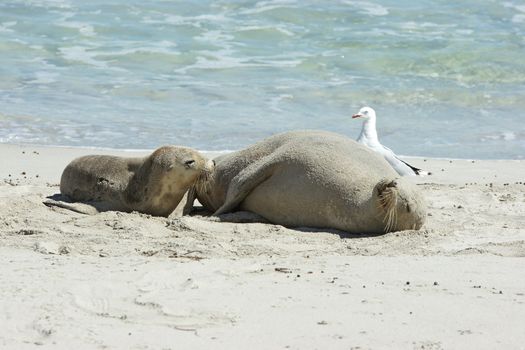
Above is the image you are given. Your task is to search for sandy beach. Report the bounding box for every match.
[1,143,525,349]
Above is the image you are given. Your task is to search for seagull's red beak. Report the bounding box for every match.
[352,114,362,119]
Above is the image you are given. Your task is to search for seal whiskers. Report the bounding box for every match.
[196,166,212,194]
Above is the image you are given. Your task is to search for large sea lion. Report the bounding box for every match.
[191,130,426,233]
[48,146,213,217]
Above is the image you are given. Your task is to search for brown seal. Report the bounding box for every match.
[191,130,426,233]
[49,146,213,217]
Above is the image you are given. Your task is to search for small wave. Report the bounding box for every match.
[268,94,294,112]
[480,131,522,142]
[94,41,179,57]
[0,21,17,33]
[21,0,72,10]
[235,25,295,37]
[56,20,97,37]
[58,46,107,68]
[141,13,232,27]
[175,49,304,73]
[57,46,128,72]
[455,29,474,35]
[26,72,59,85]
[195,30,235,44]
[503,2,525,13]
[400,21,456,31]
[503,2,525,22]
[240,0,298,15]
[343,1,389,16]
[512,14,525,23]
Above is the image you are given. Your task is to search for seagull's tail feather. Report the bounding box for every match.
[415,169,431,176]
[399,159,432,176]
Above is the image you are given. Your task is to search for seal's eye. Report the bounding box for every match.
[184,159,195,168]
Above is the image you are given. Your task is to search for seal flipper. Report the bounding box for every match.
[214,158,275,216]
[43,194,126,215]
[166,189,194,219]
[182,187,197,215]
[43,198,100,215]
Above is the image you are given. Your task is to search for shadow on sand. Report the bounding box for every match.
[189,207,385,239]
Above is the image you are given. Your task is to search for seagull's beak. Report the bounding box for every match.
[352,114,362,119]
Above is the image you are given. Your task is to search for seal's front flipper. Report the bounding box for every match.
[167,189,194,219]
[43,194,125,215]
[43,197,100,215]
[213,158,275,216]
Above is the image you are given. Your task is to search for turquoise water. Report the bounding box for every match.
[1,0,524,159]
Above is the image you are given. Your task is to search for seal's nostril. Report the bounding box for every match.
[212,160,216,166]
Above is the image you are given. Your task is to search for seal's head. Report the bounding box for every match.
[148,146,214,185]
[128,146,215,216]
[374,177,426,232]
[352,106,376,121]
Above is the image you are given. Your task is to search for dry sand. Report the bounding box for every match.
[1,143,524,349]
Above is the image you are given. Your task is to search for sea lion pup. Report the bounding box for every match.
[48,146,213,217]
[192,130,426,233]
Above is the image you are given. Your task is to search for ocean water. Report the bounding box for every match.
[1,0,524,159]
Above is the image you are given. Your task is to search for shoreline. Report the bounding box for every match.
[1,142,525,348]
[0,141,239,156]
[2,141,523,162]
[2,142,524,186]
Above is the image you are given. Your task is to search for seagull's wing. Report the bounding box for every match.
[356,120,430,176]
[378,144,427,176]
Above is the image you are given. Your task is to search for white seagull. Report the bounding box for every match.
[352,106,430,176]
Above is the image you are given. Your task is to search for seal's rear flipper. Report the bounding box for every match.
[374,178,400,233]
[43,194,100,215]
